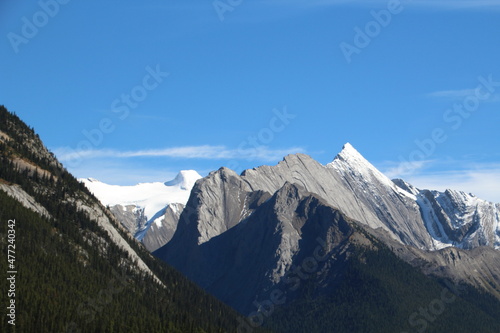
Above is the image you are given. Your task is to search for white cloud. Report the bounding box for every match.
[297,0,500,9]
[73,165,180,186]
[53,145,306,163]
[427,88,500,102]
[405,167,500,203]
[381,160,500,203]
[427,89,477,99]
[414,0,500,9]
[52,145,307,185]
[381,159,434,179]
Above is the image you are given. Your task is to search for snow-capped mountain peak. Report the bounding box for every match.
[328,142,400,191]
[333,142,364,162]
[81,171,201,215]
[329,143,378,173]
[164,170,202,190]
[80,170,202,251]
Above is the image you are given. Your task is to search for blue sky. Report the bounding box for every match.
[1,0,499,202]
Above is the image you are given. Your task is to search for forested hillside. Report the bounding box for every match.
[0,105,254,332]
[265,242,500,333]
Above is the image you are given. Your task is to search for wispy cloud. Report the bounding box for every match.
[53,144,306,185]
[380,159,435,179]
[380,160,500,203]
[296,0,500,10]
[53,145,306,163]
[413,0,500,10]
[73,165,181,186]
[427,89,477,99]
[427,87,500,102]
[404,165,500,203]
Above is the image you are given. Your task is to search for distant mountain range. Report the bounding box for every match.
[81,170,201,251]
[88,143,500,254]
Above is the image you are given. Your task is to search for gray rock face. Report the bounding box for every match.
[416,189,500,249]
[168,167,269,248]
[141,203,184,252]
[241,144,434,249]
[108,201,188,252]
[110,204,147,235]
[392,178,500,249]
[156,181,363,314]
[0,183,51,219]
[109,202,188,252]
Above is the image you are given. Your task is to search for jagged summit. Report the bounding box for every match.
[281,152,312,162]
[245,143,372,177]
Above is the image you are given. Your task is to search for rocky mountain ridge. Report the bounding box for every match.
[155,143,499,252]
[152,143,500,318]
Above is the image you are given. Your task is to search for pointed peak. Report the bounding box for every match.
[328,143,396,188]
[342,142,355,151]
[335,142,366,162]
[327,143,371,170]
